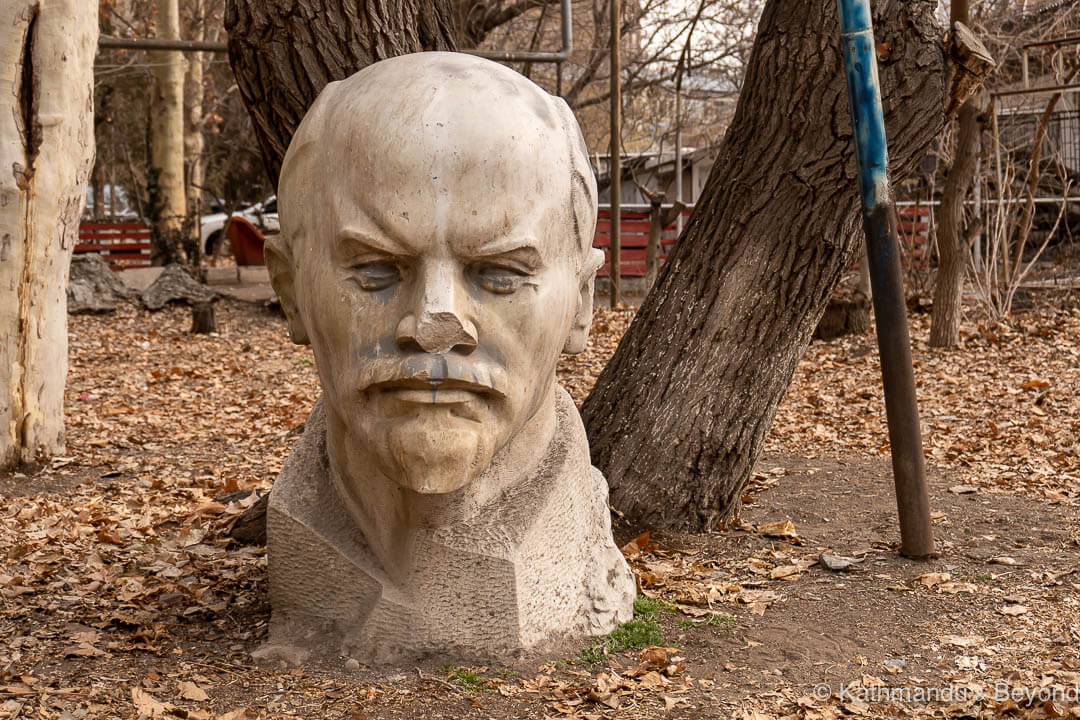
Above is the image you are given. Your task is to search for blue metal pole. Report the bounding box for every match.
[837,0,935,558]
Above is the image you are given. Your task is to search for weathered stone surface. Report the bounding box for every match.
[266,392,634,662]
[262,52,634,662]
[67,254,130,314]
[141,264,217,311]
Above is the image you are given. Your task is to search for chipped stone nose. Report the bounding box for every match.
[395,263,478,354]
[397,311,478,354]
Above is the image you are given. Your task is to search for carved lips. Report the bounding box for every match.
[370,376,503,407]
[356,353,509,409]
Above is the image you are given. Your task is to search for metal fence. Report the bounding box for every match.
[996,107,1080,175]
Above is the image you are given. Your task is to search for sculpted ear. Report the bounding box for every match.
[564,247,604,354]
[264,236,310,345]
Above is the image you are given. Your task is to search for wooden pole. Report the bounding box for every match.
[609,0,622,308]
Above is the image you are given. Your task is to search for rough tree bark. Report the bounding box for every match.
[929,97,980,347]
[149,0,188,266]
[0,1,97,469]
[929,2,982,349]
[580,0,950,531]
[224,0,461,186]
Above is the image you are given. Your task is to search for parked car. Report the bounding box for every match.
[201,196,279,255]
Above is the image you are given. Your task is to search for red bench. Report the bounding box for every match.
[76,222,151,270]
[593,208,687,277]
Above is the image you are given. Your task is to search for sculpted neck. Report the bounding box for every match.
[323,384,559,578]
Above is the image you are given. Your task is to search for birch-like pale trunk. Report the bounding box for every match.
[0,1,97,469]
[150,0,187,263]
[184,0,206,233]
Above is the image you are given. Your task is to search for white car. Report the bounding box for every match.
[200,196,279,255]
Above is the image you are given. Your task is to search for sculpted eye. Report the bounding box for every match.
[351,261,401,291]
[472,265,529,295]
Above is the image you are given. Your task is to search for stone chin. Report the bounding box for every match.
[380,415,496,494]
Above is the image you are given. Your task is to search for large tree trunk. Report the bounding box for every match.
[929,98,979,347]
[224,0,460,187]
[149,0,189,266]
[0,1,97,469]
[580,0,949,532]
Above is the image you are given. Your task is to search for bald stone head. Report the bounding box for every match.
[268,52,603,500]
[277,52,598,264]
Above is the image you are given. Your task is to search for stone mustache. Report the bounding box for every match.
[262,51,635,662]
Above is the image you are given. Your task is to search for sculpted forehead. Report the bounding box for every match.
[317,52,572,164]
[280,52,596,253]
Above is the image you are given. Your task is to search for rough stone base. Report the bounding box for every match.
[264,388,635,664]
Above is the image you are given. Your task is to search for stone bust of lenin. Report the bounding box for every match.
[262,51,635,663]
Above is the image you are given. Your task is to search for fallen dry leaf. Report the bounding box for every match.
[937,581,979,594]
[758,520,800,542]
[914,572,950,588]
[769,564,804,580]
[216,710,257,720]
[948,485,978,494]
[177,681,209,702]
[62,643,105,658]
[638,671,668,691]
[620,531,651,557]
[664,694,690,711]
[941,634,984,647]
[131,687,174,718]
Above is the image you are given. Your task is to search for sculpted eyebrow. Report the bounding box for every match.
[474,242,542,266]
[336,229,413,257]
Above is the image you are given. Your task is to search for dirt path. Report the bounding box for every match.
[665,454,1080,717]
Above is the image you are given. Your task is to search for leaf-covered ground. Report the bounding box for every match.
[0,289,1078,720]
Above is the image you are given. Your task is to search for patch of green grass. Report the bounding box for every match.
[634,595,678,616]
[675,618,696,630]
[575,595,667,666]
[707,613,737,633]
[440,665,495,695]
[607,617,664,652]
[577,644,606,666]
